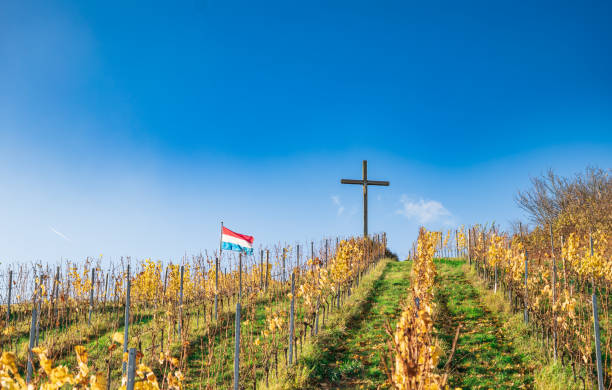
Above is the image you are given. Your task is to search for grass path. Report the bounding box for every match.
[305,259,412,390]
[434,259,534,389]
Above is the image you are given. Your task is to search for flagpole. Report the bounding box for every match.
[216,221,223,322]
[219,221,224,264]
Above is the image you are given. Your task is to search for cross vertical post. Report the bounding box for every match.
[363,160,367,237]
[341,160,389,237]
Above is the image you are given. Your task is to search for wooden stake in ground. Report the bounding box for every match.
[341,160,389,237]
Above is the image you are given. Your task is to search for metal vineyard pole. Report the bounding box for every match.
[162,266,168,305]
[467,228,471,265]
[26,300,37,383]
[560,235,567,291]
[325,239,328,267]
[238,253,242,301]
[591,235,604,390]
[494,263,498,293]
[549,225,558,362]
[178,265,184,335]
[480,232,485,278]
[123,264,131,374]
[288,272,295,366]
[260,249,264,290]
[35,290,41,346]
[265,250,270,292]
[455,229,458,257]
[214,256,219,321]
[54,267,60,319]
[89,268,95,326]
[6,270,12,324]
[281,248,286,283]
[311,241,314,264]
[296,244,300,274]
[234,302,241,390]
[524,251,529,325]
[126,348,136,390]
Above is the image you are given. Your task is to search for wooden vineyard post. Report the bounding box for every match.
[178,265,184,335]
[550,225,557,362]
[123,264,131,374]
[6,270,12,324]
[126,348,137,390]
[215,257,219,321]
[234,302,241,390]
[524,251,528,325]
[26,302,37,383]
[288,272,295,366]
[89,267,95,326]
[590,235,604,390]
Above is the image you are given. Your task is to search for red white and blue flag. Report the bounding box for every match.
[221,226,254,255]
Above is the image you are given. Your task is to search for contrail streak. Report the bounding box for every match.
[50,226,71,242]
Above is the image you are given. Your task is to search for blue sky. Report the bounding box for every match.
[1,0,611,263]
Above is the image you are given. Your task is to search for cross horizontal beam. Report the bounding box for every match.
[340,179,390,186]
[340,160,389,237]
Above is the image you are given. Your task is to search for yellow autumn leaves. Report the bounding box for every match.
[386,228,447,390]
[0,346,105,390]
[0,331,184,390]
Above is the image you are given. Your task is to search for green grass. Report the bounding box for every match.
[460,261,594,390]
[275,258,412,390]
[434,258,594,390]
[434,258,534,389]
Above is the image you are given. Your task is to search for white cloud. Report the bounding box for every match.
[331,195,345,216]
[50,226,71,242]
[396,195,453,224]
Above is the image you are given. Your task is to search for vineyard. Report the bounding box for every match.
[1,170,611,389]
[0,235,387,389]
[1,224,611,389]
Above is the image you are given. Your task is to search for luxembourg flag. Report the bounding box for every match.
[221,226,254,255]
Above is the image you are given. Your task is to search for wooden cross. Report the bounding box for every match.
[341,160,389,237]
